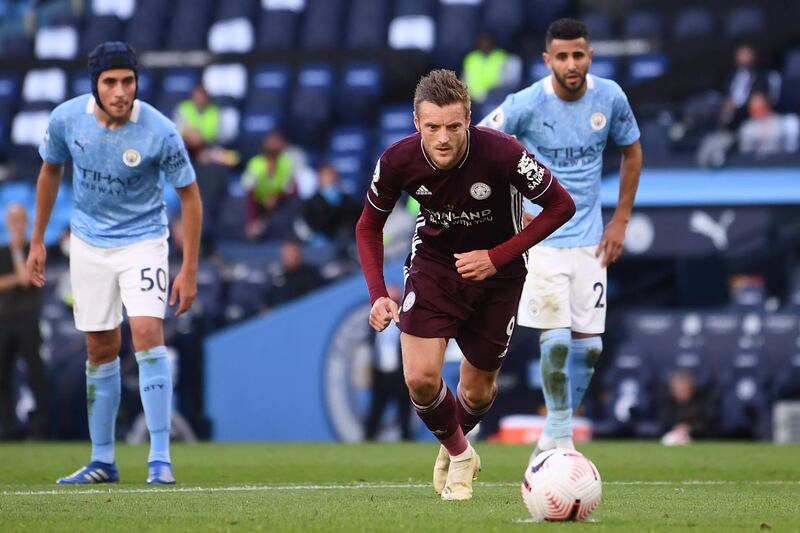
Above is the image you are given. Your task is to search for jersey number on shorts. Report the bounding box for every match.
[593,282,605,309]
[140,267,167,293]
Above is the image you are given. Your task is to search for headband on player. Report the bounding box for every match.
[87,41,139,112]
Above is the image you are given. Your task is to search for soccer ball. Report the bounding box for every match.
[520,448,602,522]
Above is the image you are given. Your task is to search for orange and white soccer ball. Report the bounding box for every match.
[521,449,602,522]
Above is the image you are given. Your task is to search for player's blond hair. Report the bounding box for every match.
[413,69,471,117]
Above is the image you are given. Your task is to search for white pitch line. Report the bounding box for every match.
[2,480,799,497]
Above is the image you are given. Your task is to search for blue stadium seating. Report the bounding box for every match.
[301,0,344,49]
[596,344,658,437]
[627,54,669,85]
[346,0,390,49]
[483,0,525,50]
[166,0,214,51]
[289,63,335,148]
[0,72,19,119]
[215,0,258,21]
[773,353,800,400]
[256,7,301,50]
[238,108,283,157]
[524,0,570,36]
[246,64,291,111]
[723,4,766,39]
[327,126,372,197]
[589,56,619,80]
[582,12,614,40]
[156,68,200,117]
[718,352,771,439]
[124,0,168,51]
[623,10,664,41]
[81,15,125,55]
[434,3,482,71]
[334,62,383,125]
[672,7,715,39]
[394,0,435,17]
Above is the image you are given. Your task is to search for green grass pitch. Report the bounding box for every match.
[0,441,798,532]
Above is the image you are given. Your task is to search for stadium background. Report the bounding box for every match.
[0,0,799,445]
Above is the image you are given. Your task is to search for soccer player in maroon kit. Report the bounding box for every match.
[356,70,575,500]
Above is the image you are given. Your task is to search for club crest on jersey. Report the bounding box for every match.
[517,151,545,189]
[590,112,607,131]
[122,149,142,167]
[402,291,416,312]
[470,182,491,200]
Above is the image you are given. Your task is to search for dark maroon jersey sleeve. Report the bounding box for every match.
[487,140,576,269]
[356,152,402,304]
[487,179,575,269]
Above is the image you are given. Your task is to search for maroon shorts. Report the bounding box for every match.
[398,260,523,372]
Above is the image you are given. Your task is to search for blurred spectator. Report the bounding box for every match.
[737,91,799,157]
[719,44,781,131]
[0,203,47,440]
[462,32,510,104]
[264,239,324,309]
[659,369,715,445]
[174,84,238,255]
[300,163,360,247]
[241,131,298,241]
[364,284,412,441]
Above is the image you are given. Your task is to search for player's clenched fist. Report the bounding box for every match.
[369,296,399,332]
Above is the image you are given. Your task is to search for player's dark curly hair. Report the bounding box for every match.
[413,69,471,116]
[546,18,590,47]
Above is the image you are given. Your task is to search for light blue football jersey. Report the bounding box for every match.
[39,94,196,247]
[479,74,639,247]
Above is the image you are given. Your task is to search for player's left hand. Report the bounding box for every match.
[596,218,627,267]
[454,250,497,281]
[170,268,197,316]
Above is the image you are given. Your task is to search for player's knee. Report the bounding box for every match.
[459,383,495,410]
[130,318,164,350]
[404,371,440,404]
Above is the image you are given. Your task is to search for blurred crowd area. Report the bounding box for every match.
[0,0,799,442]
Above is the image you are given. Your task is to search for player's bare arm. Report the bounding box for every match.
[369,296,400,332]
[170,181,202,316]
[454,250,497,281]
[596,139,642,267]
[26,161,64,287]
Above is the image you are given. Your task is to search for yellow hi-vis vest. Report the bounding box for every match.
[178,100,220,143]
[463,49,508,102]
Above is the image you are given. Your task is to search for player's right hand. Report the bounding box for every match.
[26,241,47,288]
[369,296,400,332]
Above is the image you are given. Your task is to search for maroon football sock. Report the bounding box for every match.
[411,379,468,456]
[456,384,496,436]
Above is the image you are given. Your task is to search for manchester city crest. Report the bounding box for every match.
[590,112,607,131]
[122,148,142,167]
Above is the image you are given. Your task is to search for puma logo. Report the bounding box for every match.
[543,121,555,133]
[690,210,735,250]
[74,140,87,152]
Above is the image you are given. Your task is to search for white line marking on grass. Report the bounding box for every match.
[3,480,799,497]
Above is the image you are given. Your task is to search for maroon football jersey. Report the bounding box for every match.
[366,126,555,284]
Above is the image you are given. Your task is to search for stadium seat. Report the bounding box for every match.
[0,34,33,59]
[379,104,415,133]
[256,7,302,50]
[527,60,550,84]
[156,68,200,117]
[595,345,658,437]
[224,264,270,323]
[22,68,66,106]
[215,0,258,21]
[394,0,435,17]
[250,64,291,107]
[761,313,798,377]
[433,3,481,70]
[238,108,283,157]
[301,0,344,49]
[672,7,714,39]
[783,48,800,79]
[627,54,669,85]
[638,118,671,161]
[388,16,436,52]
[345,0,390,49]
[81,15,126,55]
[34,26,79,60]
[718,352,771,439]
[723,4,766,39]
[124,0,169,51]
[334,62,383,125]
[166,0,214,50]
[0,72,20,119]
[288,63,335,148]
[773,353,800,400]
[483,0,525,50]
[207,18,255,54]
[524,0,570,36]
[581,12,614,41]
[623,10,664,41]
[202,64,248,101]
[92,0,136,19]
[588,57,619,80]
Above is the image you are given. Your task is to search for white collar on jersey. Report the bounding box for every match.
[86,97,141,123]
[545,73,596,95]
[420,127,471,171]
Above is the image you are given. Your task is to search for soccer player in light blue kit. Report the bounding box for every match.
[480,19,643,456]
[26,42,203,484]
